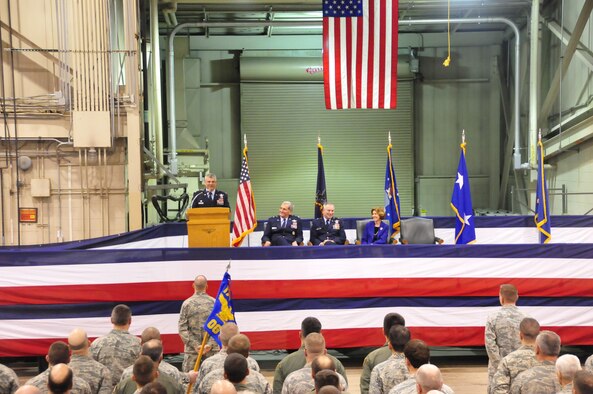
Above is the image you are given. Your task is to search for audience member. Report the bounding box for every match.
[197,335,270,394]
[25,341,91,394]
[179,275,219,372]
[574,370,593,394]
[140,382,168,394]
[309,203,347,245]
[90,304,141,385]
[273,317,347,394]
[485,284,525,393]
[388,340,453,394]
[262,201,303,246]
[555,354,581,393]
[223,354,251,392]
[209,380,237,394]
[68,328,112,394]
[47,364,73,394]
[198,323,260,382]
[360,313,406,394]
[120,327,195,390]
[510,330,562,394]
[15,386,41,394]
[492,317,540,394]
[369,325,411,394]
[314,370,340,393]
[0,362,20,394]
[415,364,447,394]
[282,335,347,394]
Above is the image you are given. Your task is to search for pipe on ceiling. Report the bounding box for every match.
[167,18,521,175]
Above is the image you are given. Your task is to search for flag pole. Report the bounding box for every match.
[187,334,210,393]
[388,131,392,146]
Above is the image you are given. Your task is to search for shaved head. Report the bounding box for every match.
[15,386,41,394]
[416,364,444,392]
[48,363,73,394]
[68,328,88,351]
[210,380,237,394]
[220,323,239,346]
[194,275,208,291]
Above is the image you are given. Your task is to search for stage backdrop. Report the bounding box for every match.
[1,224,593,356]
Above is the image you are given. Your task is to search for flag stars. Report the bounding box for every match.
[463,213,472,226]
[456,172,464,190]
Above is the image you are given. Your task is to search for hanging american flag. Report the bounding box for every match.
[322,0,398,109]
[231,145,256,247]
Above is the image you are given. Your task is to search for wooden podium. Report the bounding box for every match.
[187,207,231,247]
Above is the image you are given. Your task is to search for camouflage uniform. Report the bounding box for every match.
[361,345,391,394]
[178,292,219,372]
[559,383,573,393]
[90,329,141,386]
[113,373,183,394]
[197,350,260,382]
[281,364,348,394]
[492,344,536,394]
[120,360,188,390]
[272,347,348,394]
[509,360,561,394]
[69,354,112,394]
[485,305,525,393]
[25,369,92,394]
[0,363,19,394]
[388,377,454,394]
[196,368,271,394]
[369,353,409,394]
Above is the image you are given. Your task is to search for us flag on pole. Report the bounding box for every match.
[322,0,398,109]
[232,147,256,247]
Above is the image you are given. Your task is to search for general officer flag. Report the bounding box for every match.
[203,272,236,347]
[315,143,327,219]
[450,141,476,244]
[535,137,551,243]
[384,143,401,235]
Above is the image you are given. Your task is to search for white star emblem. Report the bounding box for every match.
[463,213,472,225]
[456,172,464,190]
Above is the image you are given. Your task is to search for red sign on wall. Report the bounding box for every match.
[19,208,38,223]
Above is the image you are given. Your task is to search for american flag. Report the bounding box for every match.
[322,0,398,109]
[232,147,256,247]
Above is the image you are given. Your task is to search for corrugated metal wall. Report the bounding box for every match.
[240,82,414,219]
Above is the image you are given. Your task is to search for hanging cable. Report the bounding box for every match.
[443,0,451,67]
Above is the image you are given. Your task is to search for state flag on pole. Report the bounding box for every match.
[535,138,551,244]
[203,271,236,347]
[450,142,476,244]
[322,0,398,109]
[315,143,327,219]
[384,143,401,236]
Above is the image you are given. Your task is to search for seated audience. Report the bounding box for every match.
[262,201,303,246]
[309,203,347,246]
[361,208,389,245]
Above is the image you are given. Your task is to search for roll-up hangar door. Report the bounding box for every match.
[240,56,414,219]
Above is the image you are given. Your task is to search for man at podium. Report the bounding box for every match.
[190,173,230,209]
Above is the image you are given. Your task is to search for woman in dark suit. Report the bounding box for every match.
[361,207,389,244]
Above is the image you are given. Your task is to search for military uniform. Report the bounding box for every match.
[261,215,304,246]
[485,305,525,393]
[178,291,219,372]
[309,217,347,245]
[369,353,409,394]
[196,368,271,394]
[69,354,112,394]
[191,189,230,208]
[114,373,183,394]
[90,329,141,386]
[25,369,92,394]
[272,347,348,394]
[559,383,573,393]
[0,363,19,394]
[281,364,347,394]
[360,345,391,394]
[120,360,189,390]
[492,344,536,394]
[509,360,561,394]
[197,350,260,383]
[388,377,454,394]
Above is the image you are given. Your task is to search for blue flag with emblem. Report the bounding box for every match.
[315,142,327,219]
[450,141,476,244]
[535,137,551,244]
[384,143,401,237]
[203,271,236,347]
